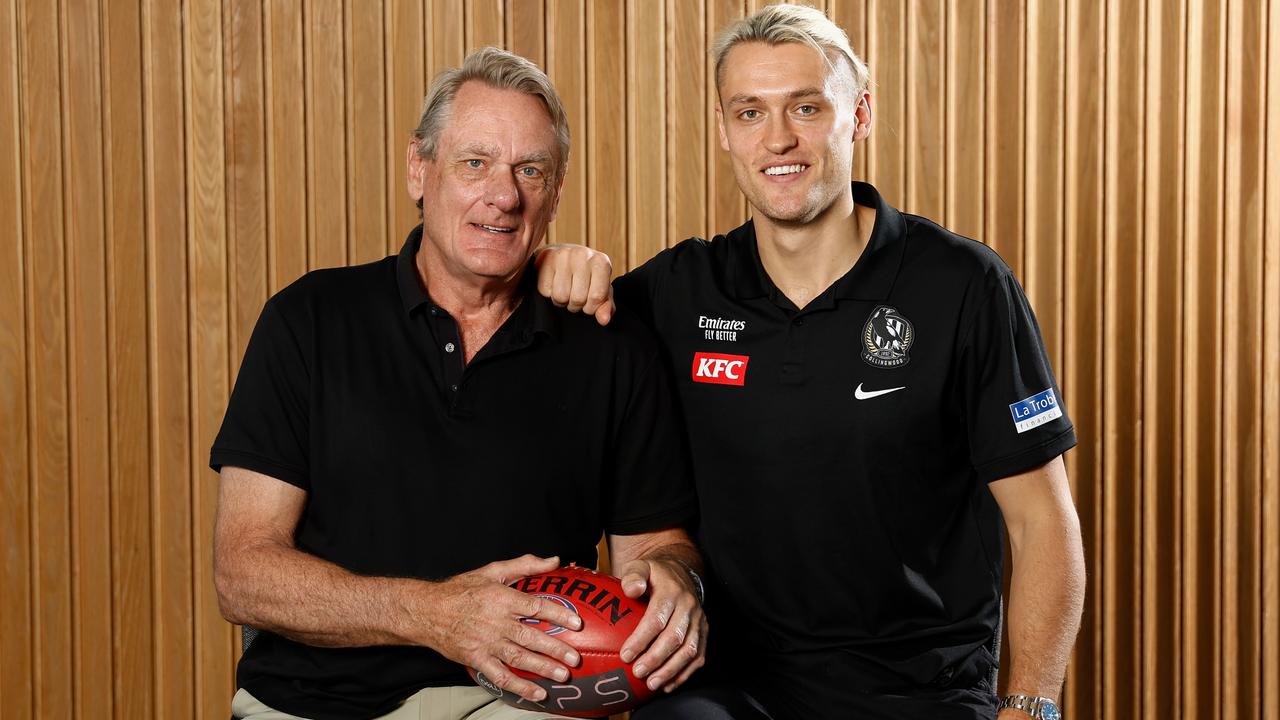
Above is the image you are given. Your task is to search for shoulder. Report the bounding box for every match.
[899,214,1016,292]
[266,256,397,322]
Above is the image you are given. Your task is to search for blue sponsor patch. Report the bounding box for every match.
[1009,388,1062,434]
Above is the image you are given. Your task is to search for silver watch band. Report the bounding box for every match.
[998,694,1055,718]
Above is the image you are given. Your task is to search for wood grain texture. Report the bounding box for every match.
[1061,0,1105,713]
[21,0,74,716]
[346,1,388,265]
[666,0,706,242]
[0,0,33,714]
[386,0,427,254]
[546,0,586,246]
[185,0,234,715]
[61,0,114,714]
[587,0,627,267]
[102,0,154,713]
[143,0,196,713]
[1140,0,1186,716]
[265,0,308,289]
[2,4,1278,718]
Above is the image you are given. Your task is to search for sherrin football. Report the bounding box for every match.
[468,565,654,718]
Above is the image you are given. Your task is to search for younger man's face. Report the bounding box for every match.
[716,41,869,225]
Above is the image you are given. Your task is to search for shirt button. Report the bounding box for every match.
[450,384,458,392]
[793,318,805,326]
[444,342,456,353]
[429,307,438,316]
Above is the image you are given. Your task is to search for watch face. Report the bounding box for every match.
[1040,701,1061,720]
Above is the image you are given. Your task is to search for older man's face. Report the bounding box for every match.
[409,81,562,283]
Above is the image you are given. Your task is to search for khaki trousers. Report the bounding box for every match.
[231,686,578,720]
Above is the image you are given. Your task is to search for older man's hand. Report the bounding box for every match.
[534,244,616,325]
[615,557,708,693]
[423,554,584,703]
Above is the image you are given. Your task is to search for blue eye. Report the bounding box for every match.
[740,109,760,120]
[797,105,817,115]
[466,159,484,169]
[520,166,539,177]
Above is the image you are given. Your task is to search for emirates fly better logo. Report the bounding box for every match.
[692,352,750,386]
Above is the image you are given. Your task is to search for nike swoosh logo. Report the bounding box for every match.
[855,383,906,400]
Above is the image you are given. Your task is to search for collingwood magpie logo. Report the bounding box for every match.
[861,305,914,368]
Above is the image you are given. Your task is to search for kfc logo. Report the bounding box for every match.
[692,352,749,386]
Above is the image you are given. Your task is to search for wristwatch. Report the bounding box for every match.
[998,695,1061,720]
[674,559,705,603]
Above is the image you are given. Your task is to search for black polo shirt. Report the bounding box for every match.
[210,226,695,720]
[614,182,1076,720]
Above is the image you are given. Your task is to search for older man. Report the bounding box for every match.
[211,48,705,720]
[538,6,1085,720]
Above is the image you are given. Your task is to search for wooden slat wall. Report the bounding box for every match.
[1,2,1277,718]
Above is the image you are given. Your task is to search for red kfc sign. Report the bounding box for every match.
[691,352,749,386]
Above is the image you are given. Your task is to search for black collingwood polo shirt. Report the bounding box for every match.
[614,182,1076,717]
[210,227,695,720]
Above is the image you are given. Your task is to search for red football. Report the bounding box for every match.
[468,565,654,718]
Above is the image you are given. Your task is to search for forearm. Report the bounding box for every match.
[610,530,703,575]
[215,539,430,649]
[1001,513,1086,704]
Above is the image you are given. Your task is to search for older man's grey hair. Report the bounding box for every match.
[712,4,870,99]
[412,47,570,180]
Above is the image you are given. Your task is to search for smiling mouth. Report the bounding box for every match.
[763,164,809,176]
[473,223,516,234]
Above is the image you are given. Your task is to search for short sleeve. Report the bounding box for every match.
[959,271,1077,482]
[612,252,667,330]
[209,300,311,489]
[603,328,697,535]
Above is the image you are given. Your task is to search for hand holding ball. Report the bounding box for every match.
[468,565,654,718]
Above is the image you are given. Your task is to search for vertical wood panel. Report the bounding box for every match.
[102,0,154,713]
[506,0,545,68]
[587,0,626,269]
[866,0,905,205]
[1023,0,1063,366]
[226,0,268,364]
[467,0,505,50]
[1061,0,1105,714]
[828,0,868,183]
[1221,0,1266,716]
[185,0,234,715]
[21,0,74,716]
[0,0,33,714]
[1102,0,1145,716]
[627,0,665,266]
[546,0,587,247]
[984,0,1024,271]
[428,0,465,81]
[265,1,308,290]
[1263,5,1280,718]
[347,2,388,265]
[706,0,746,237]
[61,0,114,714]
[905,0,944,220]
[1141,0,1186,716]
[942,0,983,241]
[386,0,426,254]
[307,0,349,269]
[667,0,707,242]
[143,0,195,713]
[1183,1,1226,717]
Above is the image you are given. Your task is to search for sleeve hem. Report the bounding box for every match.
[209,448,309,490]
[974,426,1078,483]
[606,498,698,536]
